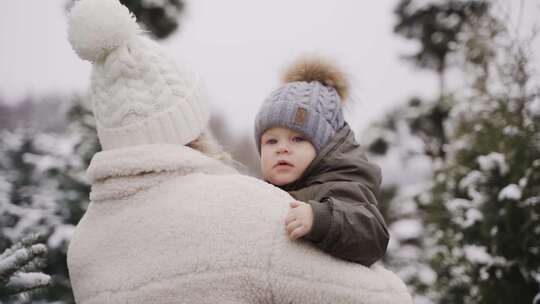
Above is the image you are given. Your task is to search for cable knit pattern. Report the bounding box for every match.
[68,0,208,151]
[91,38,194,128]
[90,36,208,150]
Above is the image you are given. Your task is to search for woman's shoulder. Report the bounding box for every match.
[161,171,293,203]
[210,173,292,199]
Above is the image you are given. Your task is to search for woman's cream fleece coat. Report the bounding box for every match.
[67,144,412,304]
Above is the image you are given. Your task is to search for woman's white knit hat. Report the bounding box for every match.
[67,0,208,151]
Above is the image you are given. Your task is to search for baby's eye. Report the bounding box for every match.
[265,138,277,145]
[292,136,305,142]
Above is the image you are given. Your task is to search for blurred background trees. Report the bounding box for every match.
[0,235,51,297]
[1,0,539,303]
[0,96,100,303]
[363,0,540,303]
[394,0,489,97]
[118,0,185,39]
[0,1,187,303]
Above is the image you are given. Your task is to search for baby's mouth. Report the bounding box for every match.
[274,160,294,168]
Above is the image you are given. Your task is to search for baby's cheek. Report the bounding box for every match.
[260,158,272,177]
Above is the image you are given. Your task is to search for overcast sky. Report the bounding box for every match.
[1,0,538,135]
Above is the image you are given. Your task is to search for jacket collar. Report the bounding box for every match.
[87,144,236,183]
[282,123,379,192]
[87,144,237,201]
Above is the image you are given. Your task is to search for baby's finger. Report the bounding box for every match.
[285,212,296,225]
[286,221,301,234]
[289,226,306,240]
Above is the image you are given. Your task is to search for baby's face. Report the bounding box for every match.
[260,127,316,186]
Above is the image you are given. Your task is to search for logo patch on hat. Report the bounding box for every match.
[293,107,308,126]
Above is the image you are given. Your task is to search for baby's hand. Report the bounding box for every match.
[285,201,314,240]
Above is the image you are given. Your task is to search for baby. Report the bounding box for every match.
[254,56,389,266]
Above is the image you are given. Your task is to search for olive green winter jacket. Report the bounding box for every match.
[282,123,389,266]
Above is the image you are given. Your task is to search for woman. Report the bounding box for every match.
[66,0,412,303]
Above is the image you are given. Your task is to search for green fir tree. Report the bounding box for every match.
[364,1,540,302]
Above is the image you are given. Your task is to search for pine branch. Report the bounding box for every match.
[0,237,51,296]
[2,272,51,295]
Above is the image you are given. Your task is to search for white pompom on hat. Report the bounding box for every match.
[68,0,139,62]
[68,0,209,151]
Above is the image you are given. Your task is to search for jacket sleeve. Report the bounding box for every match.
[304,181,390,266]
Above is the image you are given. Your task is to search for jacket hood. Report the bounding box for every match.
[283,123,381,195]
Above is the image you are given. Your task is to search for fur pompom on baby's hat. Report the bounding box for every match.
[283,56,350,101]
[68,0,139,62]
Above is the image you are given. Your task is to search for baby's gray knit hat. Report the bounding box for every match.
[255,56,350,153]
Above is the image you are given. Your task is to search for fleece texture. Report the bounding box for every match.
[67,144,412,304]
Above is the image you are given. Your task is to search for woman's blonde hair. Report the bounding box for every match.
[187,129,242,170]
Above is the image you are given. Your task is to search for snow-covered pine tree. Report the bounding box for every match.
[420,11,540,303]
[0,0,187,301]
[0,95,99,304]
[363,1,540,303]
[0,235,51,299]
[361,97,444,302]
[394,0,488,97]
[362,2,488,301]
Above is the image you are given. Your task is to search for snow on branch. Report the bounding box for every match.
[0,235,51,296]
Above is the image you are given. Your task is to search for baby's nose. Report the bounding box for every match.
[277,143,290,154]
